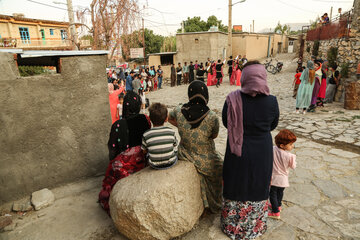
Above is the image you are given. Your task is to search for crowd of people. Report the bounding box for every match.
[107,65,164,123]
[294,56,341,114]
[100,59,303,239]
[169,55,248,88]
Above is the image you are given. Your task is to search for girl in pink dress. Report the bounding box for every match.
[268,129,297,219]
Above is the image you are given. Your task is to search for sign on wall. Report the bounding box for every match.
[130,48,144,58]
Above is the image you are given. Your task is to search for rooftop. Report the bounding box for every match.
[0,14,81,27]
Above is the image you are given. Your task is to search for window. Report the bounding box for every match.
[50,29,54,35]
[160,55,174,65]
[19,27,30,43]
[60,30,67,40]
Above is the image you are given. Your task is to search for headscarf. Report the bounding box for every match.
[181,80,210,129]
[122,91,142,119]
[300,61,315,85]
[226,64,270,157]
[108,83,114,94]
[108,91,142,160]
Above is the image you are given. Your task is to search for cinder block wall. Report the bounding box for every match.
[0,53,111,204]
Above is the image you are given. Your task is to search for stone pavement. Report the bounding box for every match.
[149,53,360,240]
[1,53,359,240]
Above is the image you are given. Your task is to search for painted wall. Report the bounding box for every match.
[0,53,111,204]
[0,21,71,48]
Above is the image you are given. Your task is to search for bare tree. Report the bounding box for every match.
[77,0,140,64]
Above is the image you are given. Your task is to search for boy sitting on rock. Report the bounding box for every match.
[142,103,178,169]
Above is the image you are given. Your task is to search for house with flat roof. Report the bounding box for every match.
[0,14,89,50]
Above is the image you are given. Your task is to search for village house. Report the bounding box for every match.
[0,14,89,50]
[149,30,297,78]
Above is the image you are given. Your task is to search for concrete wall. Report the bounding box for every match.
[0,53,111,204]
[176,32,229,64]
[245,35,270,60]
[232,35,247,58]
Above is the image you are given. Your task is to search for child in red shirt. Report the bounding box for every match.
[293,67,303,98]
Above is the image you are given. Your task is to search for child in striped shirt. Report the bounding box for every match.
[142,103,178,169]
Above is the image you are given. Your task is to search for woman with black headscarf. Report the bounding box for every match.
[169,80,223,213]
[99,91,151,214]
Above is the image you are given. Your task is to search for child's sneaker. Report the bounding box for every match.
[268,212,280,219]
[268,204,281,212]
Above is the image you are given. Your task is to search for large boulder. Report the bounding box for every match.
[109,160,204,240]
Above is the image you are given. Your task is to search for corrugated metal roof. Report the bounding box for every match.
[148,52,177,56]
[0,49,109,58]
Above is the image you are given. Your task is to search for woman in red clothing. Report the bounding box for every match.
[293,67,303,98]
[317,63,328,107]
[108,83,125,124]
[99,91,151,215]
[235,61,242,86]
[207,62,217,86]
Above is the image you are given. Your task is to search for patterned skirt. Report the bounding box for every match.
[221,199,268,240]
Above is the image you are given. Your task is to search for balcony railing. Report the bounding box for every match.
[0,38,91,49]
[304,10,352,41]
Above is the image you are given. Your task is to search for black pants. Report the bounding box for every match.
[177,75,182,85]
[269,186,285,213]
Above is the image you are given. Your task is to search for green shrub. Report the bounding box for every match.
[18,66,46,77]
[312,40,320,57]
[340,62,349,78]
[327,47,338,67]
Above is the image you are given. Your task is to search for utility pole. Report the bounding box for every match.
[66,0,78,50]
[142,18,145,66]
[330,6,333,21]
[228,0,232,58]
[253,20,255,33]
[228,0,246,57]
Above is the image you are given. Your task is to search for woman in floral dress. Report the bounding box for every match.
[169,80,223,213]
[221,61,279,239]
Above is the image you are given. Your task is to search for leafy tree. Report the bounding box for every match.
[206,15,228,32]
[161,36,176,52]
[177,15,227,33]
[121,28,164,60]
[274,22,290,34]
[177,16,207,33]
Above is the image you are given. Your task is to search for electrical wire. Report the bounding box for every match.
[275,0,318,13]
[27,0,68,11]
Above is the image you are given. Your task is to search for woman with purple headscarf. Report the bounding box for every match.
[221,61,279,239]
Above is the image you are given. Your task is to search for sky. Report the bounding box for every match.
[0,0,355,36]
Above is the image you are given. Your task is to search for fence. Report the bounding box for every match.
[305,10,352,41]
